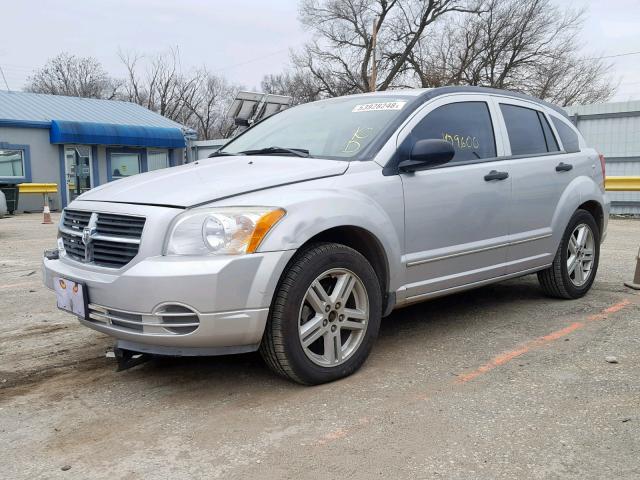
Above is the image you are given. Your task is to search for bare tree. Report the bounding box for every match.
[118,49,243,138]
[26,53,120,99]
[278,0,614,106]
[293,0,480,96]
[409,0,615,105]
[118,48,196,120]
[261,71,322,105]
[182,70,237,139]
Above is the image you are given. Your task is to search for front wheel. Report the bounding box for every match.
[260,242,382,385]
[537,209,600,299]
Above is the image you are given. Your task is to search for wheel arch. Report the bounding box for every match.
[307,225,391,310]
[551,176,607,248]
[578,199,604,237]
[276,225,394,316]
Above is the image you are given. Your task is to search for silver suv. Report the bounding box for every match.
[43,87,609,384]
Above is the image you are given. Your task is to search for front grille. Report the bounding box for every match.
[63,209,91,232]
[59,209,146,268]
[96,213,145,238]
[61,233,86,262]
[92,239,141,268]
[88,304,200,335]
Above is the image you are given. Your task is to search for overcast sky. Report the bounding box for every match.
[1,0,639,102]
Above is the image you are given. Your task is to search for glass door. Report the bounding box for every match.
[65,146,92,203]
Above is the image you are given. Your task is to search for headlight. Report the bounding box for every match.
[165,207,285,256]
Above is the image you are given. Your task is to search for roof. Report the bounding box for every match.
[0,90,186,130]
[340,86,569,118]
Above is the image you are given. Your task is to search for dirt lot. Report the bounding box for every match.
[1,213,639,479]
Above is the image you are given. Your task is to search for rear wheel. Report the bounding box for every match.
[260,242,382,385]
[537,209,600,299]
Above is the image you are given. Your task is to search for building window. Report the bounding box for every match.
[110,152,141,179]
[147,150,169,171]
[0,143,30,183]
[0,149,25,180]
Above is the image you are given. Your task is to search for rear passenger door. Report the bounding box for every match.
[399,95,511,300]
[496,99,577,274]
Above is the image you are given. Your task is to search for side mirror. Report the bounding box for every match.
[398,139,455,173]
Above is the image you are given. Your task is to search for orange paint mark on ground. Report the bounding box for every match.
[317,427,349,445]
[455,299,631,384]
[412,392,431,401]
[603,299,631,314]
[316,417,371,446]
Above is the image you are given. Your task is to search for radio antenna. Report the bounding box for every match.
[0,65,10,91]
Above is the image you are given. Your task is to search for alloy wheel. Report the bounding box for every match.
[567,223,595,287]
[298,268,369,367]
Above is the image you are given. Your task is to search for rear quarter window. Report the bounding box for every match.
[551,117,581,153]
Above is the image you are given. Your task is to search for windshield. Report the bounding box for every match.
[220,95,415,160]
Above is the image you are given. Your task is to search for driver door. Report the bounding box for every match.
[398,95,512,301]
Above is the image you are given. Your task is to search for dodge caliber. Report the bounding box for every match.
[43,86,609,384]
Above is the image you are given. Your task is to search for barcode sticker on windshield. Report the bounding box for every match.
[352,101,407,113]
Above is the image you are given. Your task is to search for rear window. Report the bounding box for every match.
[500,104,554,156]
[551,117,581,153]
[411,101,496,163]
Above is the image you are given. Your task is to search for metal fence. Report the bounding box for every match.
[566,101,640,215]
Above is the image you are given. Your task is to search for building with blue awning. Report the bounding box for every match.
[0,90,195,211]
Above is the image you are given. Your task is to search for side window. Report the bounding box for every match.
[538,112,559,152]
[551,116,580,153]
[411,101,496,163]
[500,104,550,156]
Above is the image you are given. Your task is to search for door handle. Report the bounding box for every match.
[484,170,509,181]
[555,162,573,172]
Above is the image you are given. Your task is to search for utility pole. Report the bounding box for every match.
[369,16,378,92]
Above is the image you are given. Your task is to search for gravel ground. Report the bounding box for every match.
[1,213,639,479]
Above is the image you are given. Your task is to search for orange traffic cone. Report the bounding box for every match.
[625,247,640,290]
[42,193,53,224]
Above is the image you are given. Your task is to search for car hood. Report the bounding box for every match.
[78,155,349,208]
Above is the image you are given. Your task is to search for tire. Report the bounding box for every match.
[537,209,600,299]
[259,242,382,385]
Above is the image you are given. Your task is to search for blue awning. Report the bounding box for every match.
[50,120,186,148]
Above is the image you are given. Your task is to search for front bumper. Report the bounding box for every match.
[43,249,295,352]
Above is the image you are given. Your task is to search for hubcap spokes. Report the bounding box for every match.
[567,224,595,287]
[298,268,369,367]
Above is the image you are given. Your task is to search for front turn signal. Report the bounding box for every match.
[246,208,286,253]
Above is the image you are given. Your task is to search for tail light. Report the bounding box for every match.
[598,153,606,188]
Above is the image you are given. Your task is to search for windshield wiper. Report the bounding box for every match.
[238,146,311,158]
[207,151,240,158]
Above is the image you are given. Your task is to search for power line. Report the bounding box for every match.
[0,47,292,79]
[585,50,640,60]
[1,48,639,91]
[215,48,290,73]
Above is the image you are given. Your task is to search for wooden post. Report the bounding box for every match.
[370,17,378,92]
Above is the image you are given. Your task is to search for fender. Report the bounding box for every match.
[550,175,607,251]
[255,187,405,293]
